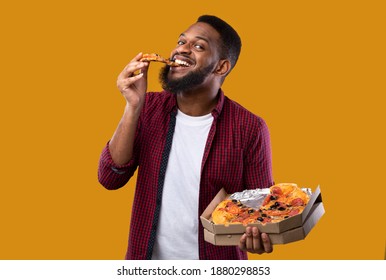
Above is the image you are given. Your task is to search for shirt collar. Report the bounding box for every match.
[211,88,225,119]
[163,88,225,119]
[163,91,178,114]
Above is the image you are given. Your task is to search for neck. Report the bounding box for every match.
[176,87,219,116]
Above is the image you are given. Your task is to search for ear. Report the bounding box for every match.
[214,59,231,77]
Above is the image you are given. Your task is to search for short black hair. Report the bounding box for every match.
[197,15,242,74]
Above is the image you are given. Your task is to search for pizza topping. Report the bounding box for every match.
[262,195,271,206]
[271,186,283,196]
[211,183,310,225]
[289,208,301,216]
[290,197,304,206]
[269,201,286,210]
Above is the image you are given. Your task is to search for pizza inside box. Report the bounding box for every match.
[200,186,325,245]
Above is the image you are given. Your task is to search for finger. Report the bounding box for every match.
[138,62,149,79]
[121,61,147,78]
[118,73,144,90]
[239,233,247,251]
[261,233,273,253]
[245,227,253,251]
[119,52,142,73]
[132,61,149,76]
[252,227,262,253]
[130,52,149,76]
[130,52,144,62]
[118,52,145,79]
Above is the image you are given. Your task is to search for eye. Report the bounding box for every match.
[177,40,185,46]
[194,44,204,50]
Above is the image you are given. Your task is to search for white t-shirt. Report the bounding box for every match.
[151,109,214,260]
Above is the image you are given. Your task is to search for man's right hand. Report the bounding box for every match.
[109,53,149,166]
[117,52,149,111]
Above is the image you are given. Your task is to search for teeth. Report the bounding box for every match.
[174,59,191,67]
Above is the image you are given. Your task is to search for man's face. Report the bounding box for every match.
[159,22,222,93]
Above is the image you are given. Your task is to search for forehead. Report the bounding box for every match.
[180,22,221,44]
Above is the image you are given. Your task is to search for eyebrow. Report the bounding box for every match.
[180,33,210,44]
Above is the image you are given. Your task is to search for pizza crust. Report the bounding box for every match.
[211,200,231,224]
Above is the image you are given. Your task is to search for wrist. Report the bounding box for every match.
[124,102,142,119]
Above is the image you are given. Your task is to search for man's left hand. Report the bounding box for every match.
[239,226,273,254]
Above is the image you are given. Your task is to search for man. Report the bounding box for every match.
[98,15,274,260]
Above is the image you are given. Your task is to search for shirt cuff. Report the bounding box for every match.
[100,141,135,174]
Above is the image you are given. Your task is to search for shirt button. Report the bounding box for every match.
[111,167,126,174]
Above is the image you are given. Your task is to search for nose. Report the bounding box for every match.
[175,42,192,55]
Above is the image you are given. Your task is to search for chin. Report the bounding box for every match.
[168,69,189,80]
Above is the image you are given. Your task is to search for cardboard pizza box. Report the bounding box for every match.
[203,201,325,245]
[200,186,325,245]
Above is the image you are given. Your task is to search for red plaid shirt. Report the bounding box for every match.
[98,90,273,260]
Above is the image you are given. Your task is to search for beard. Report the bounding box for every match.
[159,62,216,94]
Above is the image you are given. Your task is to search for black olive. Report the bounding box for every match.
[257,217,264,222]
[259,209,263,212]
[284,216,289,219]
[270,195,277,200]
[248,209,255,214]
[232,199,238,203]
[286,204,291,207]
[262,213,267,217]
[270,203,279,209]
[278,207,286,211]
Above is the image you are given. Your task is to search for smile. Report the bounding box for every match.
[171,55,195,68]
[173,59,191,67]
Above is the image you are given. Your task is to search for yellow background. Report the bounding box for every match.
[1,0,384,260]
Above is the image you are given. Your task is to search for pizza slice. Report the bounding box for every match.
[212,199,272,226]
[211,199,248,225]
[261,183,309,211]
[140,53,180,67]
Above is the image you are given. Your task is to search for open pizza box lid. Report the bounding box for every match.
[200,185,324,238]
